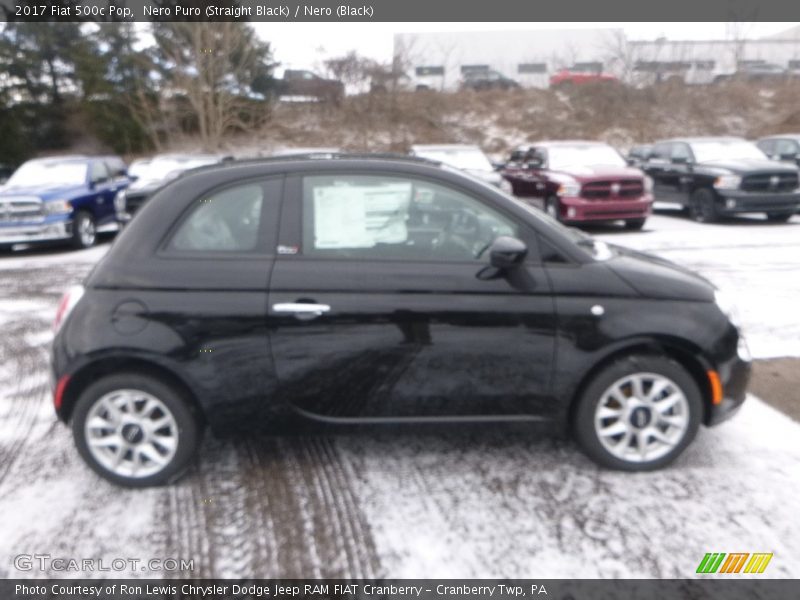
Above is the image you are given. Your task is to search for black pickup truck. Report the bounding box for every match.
[642,137,800,223]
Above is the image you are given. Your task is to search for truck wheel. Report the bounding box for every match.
[71,211,97,249]
[689,189,719,223]
[624,218,646,230]
[545,196,563,222]
[71,373,203,487]
[766,212,792,223]
[573,354,702,471]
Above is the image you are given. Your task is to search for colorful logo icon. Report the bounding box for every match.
[696,552,773,574]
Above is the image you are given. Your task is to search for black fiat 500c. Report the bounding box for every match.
[51,155,751,486]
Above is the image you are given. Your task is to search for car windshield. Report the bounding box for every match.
[689,141,767,162]
[547,145,626,169]
[416,148,494,172]
[6,161,87,188]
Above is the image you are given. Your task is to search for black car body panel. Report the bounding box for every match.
[52,157,750,437]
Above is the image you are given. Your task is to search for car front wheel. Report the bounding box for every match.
[766,212,793,223]
[624,218,646,230]
[573,355,702,471]
[72,374,202,487]
[71,210,97,249]
[689,188,719,223]
[545,196,563,222]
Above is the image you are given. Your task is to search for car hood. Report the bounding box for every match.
[605,244,714,302]
[698,158,799,174]
[550,165,643,181]
[0,183,87,201]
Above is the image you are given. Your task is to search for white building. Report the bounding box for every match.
[394,26,800,89]
[394,28,624,90]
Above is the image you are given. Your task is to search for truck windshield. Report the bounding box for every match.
[689,141,767,162]
[547,145,626,169]
[7,162,87,188]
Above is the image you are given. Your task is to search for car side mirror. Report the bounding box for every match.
[779,153,799,161]
[671,156,690,165]
[492,161,506,171]
[489,236,528,269]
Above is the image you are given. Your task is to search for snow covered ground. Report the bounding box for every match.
[0,212,798,580]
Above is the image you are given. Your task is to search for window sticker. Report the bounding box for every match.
[312,182,411,249]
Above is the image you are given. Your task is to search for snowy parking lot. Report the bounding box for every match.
[0,212,798,579]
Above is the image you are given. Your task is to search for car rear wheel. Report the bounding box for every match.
[624,218,646,230]
[766,212,793,223]
[545,196,562,222]
[689,189,719,223]
[71,210,96,249]
[72,374,202,487]
[573,355,702,471]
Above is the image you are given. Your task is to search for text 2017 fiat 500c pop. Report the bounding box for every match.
[51,155,750,486]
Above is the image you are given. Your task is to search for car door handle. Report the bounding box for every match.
[272,302,331,319]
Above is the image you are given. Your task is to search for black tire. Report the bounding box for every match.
[573,354,703,471]
[624,218,646,230]
[71,373,203,487]
[71,210,97,249]
[766,212,793,223]
[689,188,719,223]
[545,196,563,222]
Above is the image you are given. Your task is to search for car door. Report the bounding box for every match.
[87,160,117,226]
[146,177,282,428]
[646,142,686,205]
[268,171,557,420]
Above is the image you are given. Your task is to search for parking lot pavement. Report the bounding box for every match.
[0,214,798,579]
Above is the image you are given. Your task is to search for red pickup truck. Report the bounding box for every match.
[500,141,653,229]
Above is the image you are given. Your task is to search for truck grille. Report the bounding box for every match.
[581,179,644,200]
[741,173,799,193]
[0,197,44,223]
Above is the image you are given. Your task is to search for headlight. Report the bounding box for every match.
[43,199,72,215]
[713,175,741,190]
[714,289,741,327]
[643,176,654,193]
[114,190,127,213]
[498,178,513,194]
[557,180,581,197]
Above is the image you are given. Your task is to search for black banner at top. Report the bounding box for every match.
[1,0,800,22]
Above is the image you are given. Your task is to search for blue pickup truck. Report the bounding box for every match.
[0,155,131,250]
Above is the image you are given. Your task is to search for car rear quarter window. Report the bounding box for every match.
[168,183,264,252]
[301,174,518,262]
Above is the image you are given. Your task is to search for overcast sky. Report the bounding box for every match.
[255,22,799,70]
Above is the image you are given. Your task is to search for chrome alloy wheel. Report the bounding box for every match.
[78,215,96,247]
[593,372,690,463]
[84,389,179,478]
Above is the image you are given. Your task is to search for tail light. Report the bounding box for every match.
[54,285,84,334]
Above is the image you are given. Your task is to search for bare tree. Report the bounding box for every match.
[152,22,273,150]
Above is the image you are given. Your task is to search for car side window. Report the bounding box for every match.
[670,143,692,162]
[302,174,518,262]
[757,139,775,156]
[775,139,799,156]
[90,161,110,185]
[169,183,264,252]
[651,143,671,160]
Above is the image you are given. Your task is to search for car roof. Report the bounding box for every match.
[517,140,610,150]
[178,153,443,179]
[759,134,800,140]
[657,136,747,144]
[411,144,483,152]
